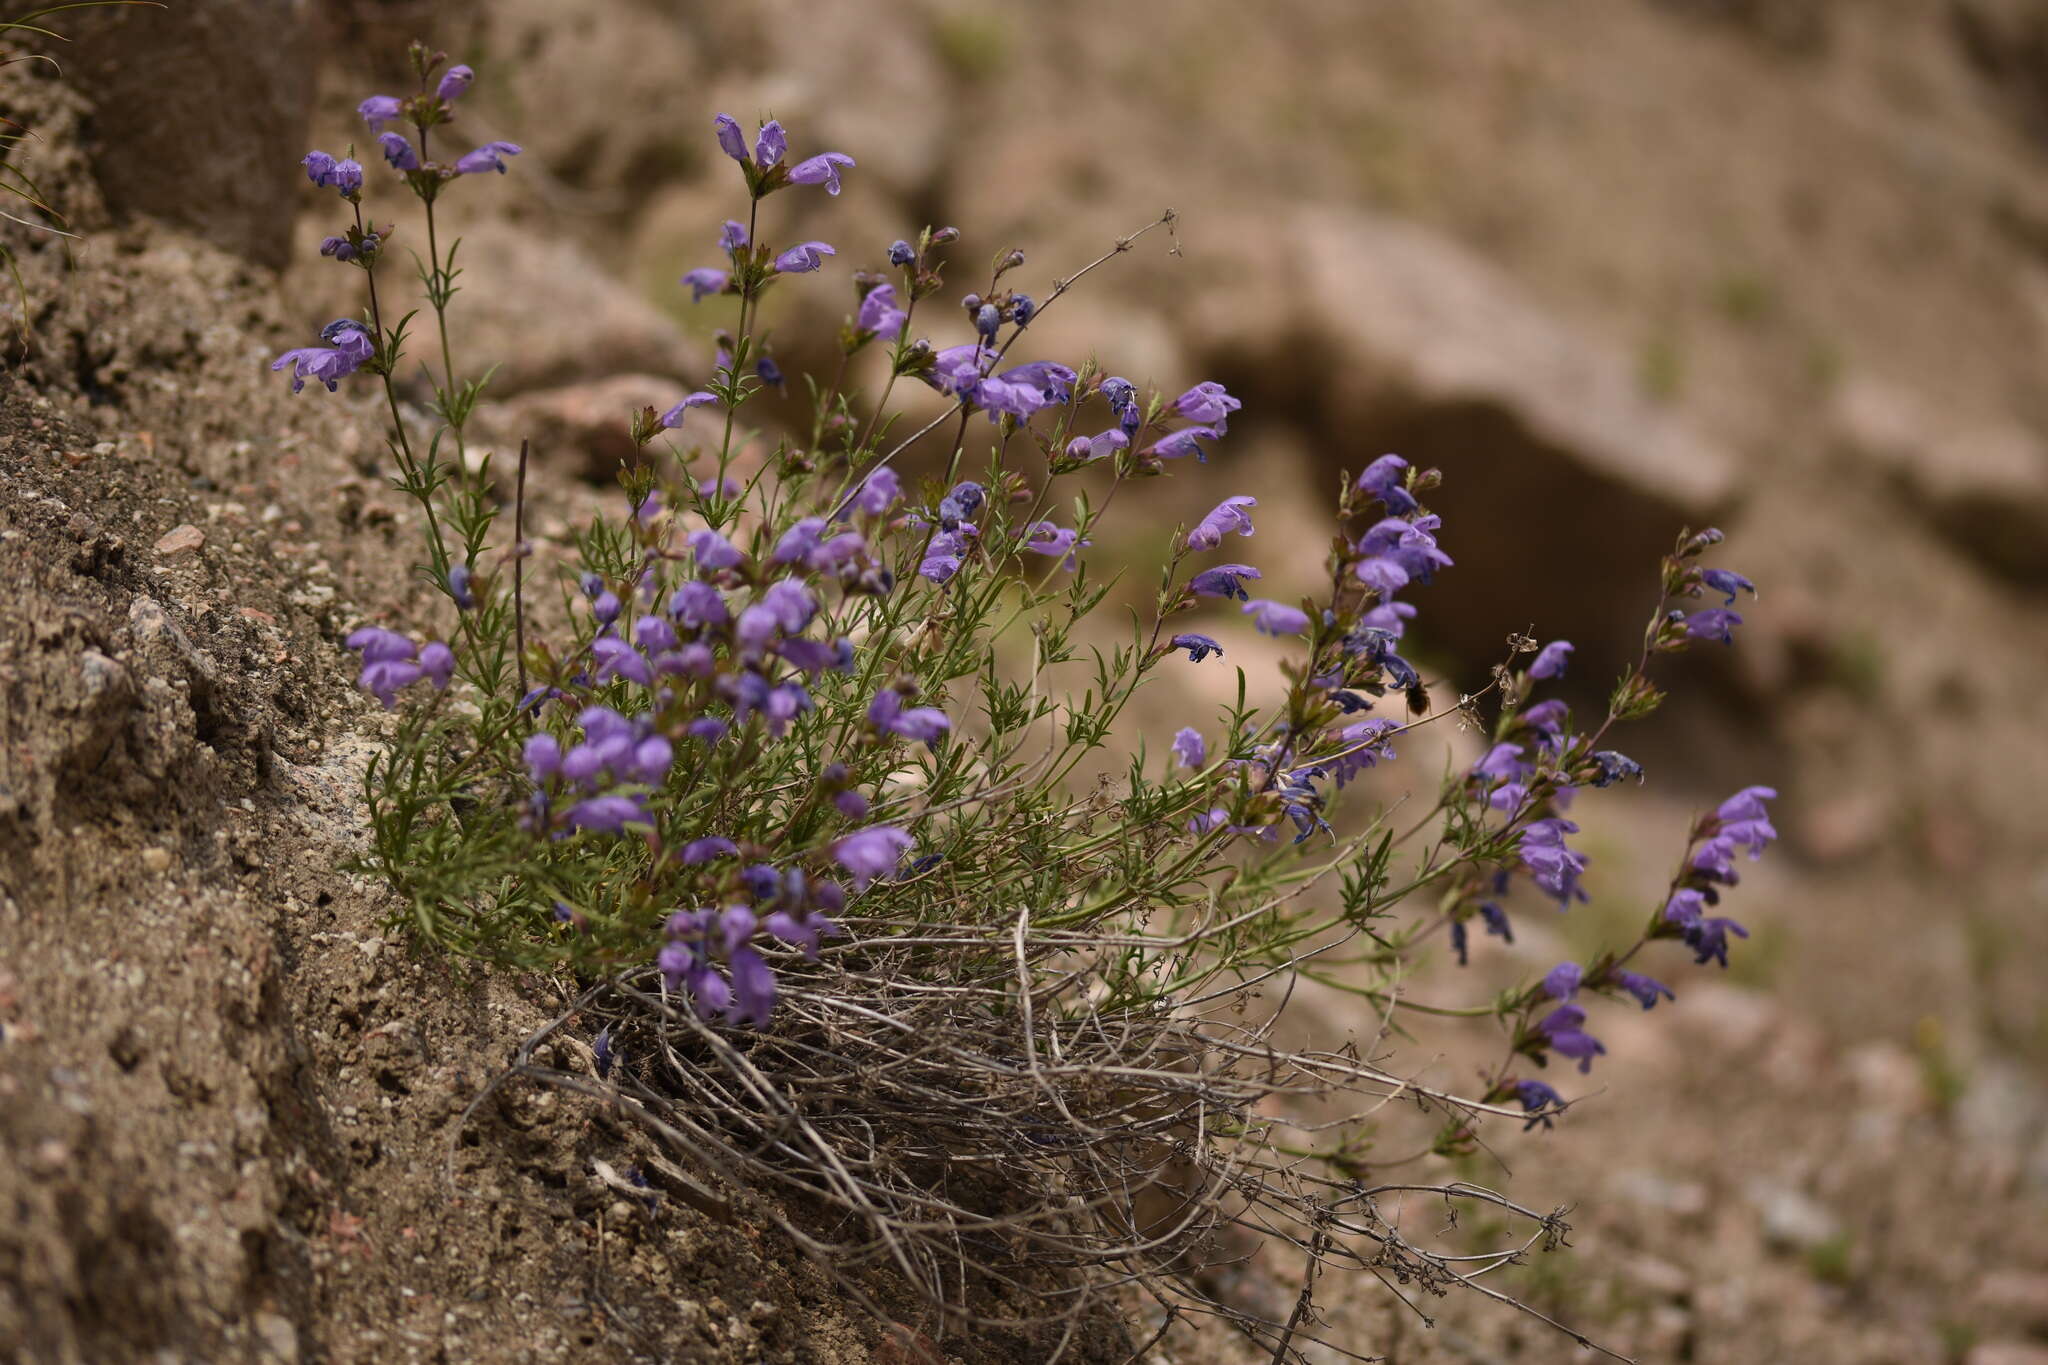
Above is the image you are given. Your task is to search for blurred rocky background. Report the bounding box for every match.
[3,0,2046,1361]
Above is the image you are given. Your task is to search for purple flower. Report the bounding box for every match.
[1684,608,1743,644]
[591,591,622,627]
[1172,727,1206,768]
[1242,599,1310,637]
[753,119,786,170]
[1700,568,1757,605]
[713,113,748,162]
[760,579,817,633]
[868,690,951,746]
[688,528,744,571]
[1519,698,1569,748]
[1612,971,1674,1010]
[888,239,915,266]
[774,241,836,274]
[1063,429,1129,464]
[853,466,901,516]
[378,132,420,171]
[1519,817,1589,905]
[857,283,907,338]
[668,580,728,629]
[654,392,716,431]
[592,636,654,687]
[937,481,985,528]
[1480,901,1514,942]
[454,141,521,175]
[1576,751,1637,790]
[759,352,785,386]
[719,218,749,253]
[1356,454,1417,515]
[1188,807,1229,834]
[681,268,731,302]
[1537,1004,1606,1073]
[435,64,474,102]
[977,361,1076,419]
[1021,521,1088,570]
[1716,784,1778,827]
[358,96,402,130]
[445,564,476,610]
[524,733,563,783]
[1514,1078,1565,1129]
[724,946,778,1027]
[1663,888,1707,929]
[834,789,869,819]
[788,151,855,194]
[834,825,913,888]
[773,518,827,565]
[1170,633,1224,663]
[566,794,651,835]
[1174,381,1241,431]
[419,641,455,690]
[346,626,415,663]
[1189,563,1260,601]
[680,836,738,864]
[1146,425,1220,461]
[272,320,374,394]
[1472,742,1530,785]
[1684,915,1749,968]
[633,615,679,655]
[1542,961,1583,1000]
[1354,557,1409,598]
[1187,496,1256,550]
[1528,640,1574,680]
[919,532,967,584]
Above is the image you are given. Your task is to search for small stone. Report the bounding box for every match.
[62,449,90,468]
[141,847,172,874]
[154,524,205,556]
[253,1311,299,1363]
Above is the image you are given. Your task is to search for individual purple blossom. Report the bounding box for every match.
[435,64,474,102]
[658,392,718,429]
[301,151,361,195]
[378,132,420,171]
[1174,381,1240,431]
[1480,901,1514,942]
[857,283,907,338]
[719,218,749,253]
[680,836,738,864]
[1021,521,1088,570]
[1663,888,1707,929]
[1589,750,1643,787]
[1514,1078,1566,1129]
[1356,454,1417,515]
[1243,599,1310,637]
[788,151,855,194]
[1684,608,1743,644]
[1519,698,1570,748]
[1529,640,1574,679]
[1700,568,1757,605]
[1147,425,1220,461]
[852,465,901,516]
[358,96,402,130]
[591,590,622,626]
[272,319,374,393]
[1187,496,1256,550]
[454,141,521,175]
[919,531,968,584]
[566,794,651,835]
[656,642,715,677]
[1542,962,1583,1000]
[760,579,817,633]
[699,475,743,499]
[1472,742,1530,785]
[888,239,915,266]
[1189,564,1260,601]
[1170,633,1224,663]
[592,636,654,687]
[688,528,744,571]
[753,119,786,170]
[524,733,563,783]
[1063,429,1129,464]
[1537,1004,1606,1073]
[1172,728,1206,769]
[1357,514,1452,585]
[419,641,454,690]
[834,789,870,819]
[774,241,836,274]
[1612,970,1674,1010]
[834,825,913,888]
[1684,915,1750,968]
[974,302,1001,340]
[1519,817,1589,904]
[764,907,839,960]
[774,517,826,565]
[713,114,748,162]
[937,481,985,528]
[868,690,950,746]
[1354,558,1409,598]
[1188,807,1229,834]
[669,580,728,628]
[681,268,731,302]
[976,361,1075,419]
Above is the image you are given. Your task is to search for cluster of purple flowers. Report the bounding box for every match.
[344,626,453,707]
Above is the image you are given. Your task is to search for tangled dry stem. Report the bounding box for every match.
[452,912,1629,1364]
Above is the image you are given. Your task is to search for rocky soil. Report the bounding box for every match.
[5,1,2048,1362]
